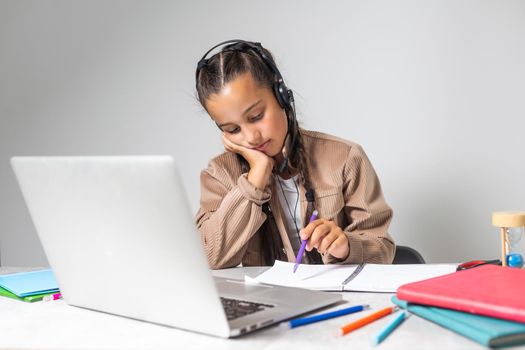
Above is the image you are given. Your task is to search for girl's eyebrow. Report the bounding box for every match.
[217,100,262,128]
[242,99,262,116]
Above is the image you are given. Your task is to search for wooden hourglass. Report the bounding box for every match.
[492,211,525,267]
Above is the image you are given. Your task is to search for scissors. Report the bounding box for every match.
[456,259,501,271]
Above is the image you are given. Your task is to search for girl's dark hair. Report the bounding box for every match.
[195,43,313,193]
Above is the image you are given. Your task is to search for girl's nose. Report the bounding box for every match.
[245,127,262,146]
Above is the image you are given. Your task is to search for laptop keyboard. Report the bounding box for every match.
[220,297,275,321]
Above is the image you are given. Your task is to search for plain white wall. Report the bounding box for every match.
[1,0,524,266]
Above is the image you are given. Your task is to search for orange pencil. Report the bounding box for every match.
[340,306,397,336]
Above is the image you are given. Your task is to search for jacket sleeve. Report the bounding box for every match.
[195,161,271,269]
[324,144,395,264]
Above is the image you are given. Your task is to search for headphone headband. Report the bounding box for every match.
[197,40,282,78]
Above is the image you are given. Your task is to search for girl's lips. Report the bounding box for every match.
[253,140,270,151]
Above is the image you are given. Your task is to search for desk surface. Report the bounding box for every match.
[0,267,521,350]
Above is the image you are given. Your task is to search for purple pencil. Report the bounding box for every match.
[293,210,318,273]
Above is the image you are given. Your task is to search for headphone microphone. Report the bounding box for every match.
[278,132,292,174]
[278,157,289,175]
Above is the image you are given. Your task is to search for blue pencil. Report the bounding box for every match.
[372,310,407,345]
[289,304,369,328]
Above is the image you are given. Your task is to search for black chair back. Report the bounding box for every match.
[393,245,425,264]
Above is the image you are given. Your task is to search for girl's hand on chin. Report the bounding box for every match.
[222,135,273,168]
[222,135,274,189]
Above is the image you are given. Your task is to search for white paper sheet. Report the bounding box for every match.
[254,260,458,292]
[347,264,458,292]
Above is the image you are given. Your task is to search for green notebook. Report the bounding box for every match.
[0,286,58,302]
[392,296,525,348]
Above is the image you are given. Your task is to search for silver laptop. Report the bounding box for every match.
[11,156,341,338]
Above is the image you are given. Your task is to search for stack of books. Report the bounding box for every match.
[0,269,60,302]
[395,265,525,347]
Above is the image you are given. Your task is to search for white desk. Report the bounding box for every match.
[0,267,519,350]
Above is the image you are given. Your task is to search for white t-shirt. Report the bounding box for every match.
[274,175,303,254]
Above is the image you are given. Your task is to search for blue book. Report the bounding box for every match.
[0,269,59,297]
[391,296,525,348]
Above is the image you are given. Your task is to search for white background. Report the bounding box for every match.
[1,0,524,266]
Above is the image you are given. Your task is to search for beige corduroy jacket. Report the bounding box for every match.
[195,130,395,269]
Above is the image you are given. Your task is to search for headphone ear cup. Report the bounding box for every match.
[273,81,290,110]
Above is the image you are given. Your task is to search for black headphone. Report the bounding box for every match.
[196,39,295,112]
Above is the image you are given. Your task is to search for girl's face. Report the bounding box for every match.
[205,73,288,159]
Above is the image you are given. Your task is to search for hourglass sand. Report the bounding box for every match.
[492,211,525,267]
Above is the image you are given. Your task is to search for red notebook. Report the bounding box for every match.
[396,264,525,323]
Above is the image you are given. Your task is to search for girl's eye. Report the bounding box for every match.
[250,113,264,122]
[224,127,240,134]
[221,112,263,134]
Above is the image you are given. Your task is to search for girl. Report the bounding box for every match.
[195,40,395,269]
